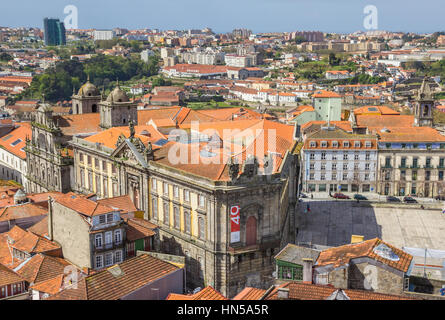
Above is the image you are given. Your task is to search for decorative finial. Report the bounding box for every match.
[87,73,90,82]
[116,78,120,88]
[129,120,135,138]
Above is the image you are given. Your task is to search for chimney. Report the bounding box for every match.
[276,287,289,299]
[48,196,54,241]
[302,258,313,283]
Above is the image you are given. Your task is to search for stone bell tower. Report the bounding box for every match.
[414,77,434,127]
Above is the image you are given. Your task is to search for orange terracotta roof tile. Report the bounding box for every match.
[355,114,414,129]
[0,203,47,222]
[312,90,341,98]
[166,286,227,300]
[15,254,72,284]
[233,287,266,300]
[55,194,116,217]
[0,263,24,287]
[315,238,413,273]
[265,282,415,300]
[30,274,64,295]
[48,254,180,300]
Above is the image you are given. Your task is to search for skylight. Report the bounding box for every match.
[10,139,22,146]
[373,243,400,261]
[2,134,12,141]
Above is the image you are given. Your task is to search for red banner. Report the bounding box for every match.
[230,205,240,243]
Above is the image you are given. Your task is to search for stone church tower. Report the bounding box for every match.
[414,77,434,127]
[25,103,72,193]
[71,77,102,114]
[99,83,138,129]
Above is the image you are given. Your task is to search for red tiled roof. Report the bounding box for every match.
[233,287,266,300]
[0,263,24,287]
[54,194,116,217]
[166,286,227,300]
[316,238,413,273]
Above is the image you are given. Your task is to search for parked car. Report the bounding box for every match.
[333,193,350,199]
[386,196,401,202]
[403,196,417,203]
[299,193,308,198]
[353,194,367,200]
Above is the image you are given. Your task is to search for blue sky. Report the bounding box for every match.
[1,0,444,34]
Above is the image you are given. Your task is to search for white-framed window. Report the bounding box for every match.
[321,152,326,160]
[152,197,158,219]
[332,152,337,160]
[310,153,315,160]
[152,178,157,191]
[105,231,112,246]
[321,141,327,148]
[95,255,103,269]
[354,163,359,170]
[198,217,205,240]
[365,173,370,181]
[365,141,372,148]
[365,163,370,171]
[163,182,169,195]
[354,154,359,160]
[365,152,370,161]
[185,210,191,234]
[106,213,114,223]
[332,163,337,170]
[114,229,122,244]
[343,153,348,160]
[354,141,361,148]
[321,164,326,171]
[310,141,316,148]
[343,141,350,148]
[332,141,338,148]
[309,173,315,180]
[163,202,170,225]
[174,206,180,229]
[99,215,106,224]
[320,174,325,181]
[343,173,348,181]
[343,163,348,170]
[115,250,123,264]
[95,234,103,248]
[332,173,337,180]
[198,195,206,208]
[310,163,315,170]
[173,186,179,198]
[184,189,190,202]
[105,252,113,267]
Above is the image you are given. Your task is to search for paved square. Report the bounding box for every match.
[297,201,445,251]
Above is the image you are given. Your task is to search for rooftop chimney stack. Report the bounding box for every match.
[302,258,314,283]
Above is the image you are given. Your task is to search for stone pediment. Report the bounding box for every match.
[111,137,149,168]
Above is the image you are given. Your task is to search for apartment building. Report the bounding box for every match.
[302,127,378,193]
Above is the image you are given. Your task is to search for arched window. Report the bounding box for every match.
[246,216,257,246]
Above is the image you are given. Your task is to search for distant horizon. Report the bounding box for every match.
[1,0,444,35]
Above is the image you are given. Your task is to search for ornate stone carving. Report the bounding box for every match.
[228,157,239,180]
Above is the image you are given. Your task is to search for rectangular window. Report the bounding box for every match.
[320,174,325,181]
[112,165,117,174]
[332,141,338,148]
[113,182,118,197]
[332,152,337,160]
[114,229,122,244]
[88,156,92,166]
[198,195,205,208]
[88,172,93,191]
[365,152,370,161]
[320,163,326,171]
[105,231,112,246]
[174,207,180,229]
[365,163,370,171]
[412,171,417,181]
[95,255,103,269]
[163,202,170,225]
[152,197,158,219]
[321,152,326,160]
[321,141,327,148]
[425,171,431,181]
[115,250,123,264]
[95,175,101,194]
[365,141,372,148]
[440,158,445,168]
[343,173,348,181]
[105,253,113,267]
[332,163,337,170]
[343,163,348,170]
[354,154,359,160]
[198,217,205,239]
[163,182,169,195]
[152,178,157,191]
[440,171,444,181]
[173,186,179,198]
[332,173,337,180]
[364,173,370,181]
[310,141,316,148]
[94,158,99,169]
[95,234,103,248]
[343,141,349,148]
[343,153,348,160]
[103,178,108,198]
[102,161,107,171]
[413,158,418,168]
[310,153,315,160]
[99,215,106,224]
[354,141,360,148]
[185,211,191,234]
[80,169,85,187]
[310,163,315,170]
[184,189,190,202]
[309,173,314,180]
[106,213,113,223]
